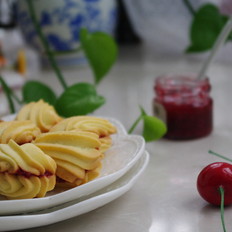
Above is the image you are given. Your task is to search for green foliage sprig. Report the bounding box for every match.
[128,107,167,141]
[183,0,232,53]
[0,0,166,142]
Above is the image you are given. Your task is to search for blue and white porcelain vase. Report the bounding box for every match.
[16,0,118,67]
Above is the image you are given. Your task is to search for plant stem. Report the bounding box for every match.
[51,46,82,56]
[219,186,227,232]
[0,76,15,113]
[182,0,196,16]
[209,150,232,163]
[26,0,68,90]
[10,92,23,105]
[0,74,22,104]
[128,113,143,134]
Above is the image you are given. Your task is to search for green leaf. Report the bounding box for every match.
[23,81,57,105]
[80,28,118,84]
[55,82,105,117]
[142,115,167,142]
[186,4,229,53]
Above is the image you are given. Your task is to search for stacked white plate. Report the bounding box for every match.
[0,116,149,231]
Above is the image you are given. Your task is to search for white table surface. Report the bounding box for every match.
[2,45,232,232]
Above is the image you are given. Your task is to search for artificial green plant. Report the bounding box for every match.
[183,0,232,53]
[0,0,166,142]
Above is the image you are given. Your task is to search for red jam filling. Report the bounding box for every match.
[14,169,53,178]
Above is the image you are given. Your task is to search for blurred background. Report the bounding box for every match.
[0,0,231,116]
[0,0,231,73]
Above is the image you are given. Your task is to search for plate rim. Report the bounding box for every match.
[0,116,145,215]
[0,151,150,232]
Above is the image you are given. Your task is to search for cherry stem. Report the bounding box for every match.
[208,150,232,163]
[219,186,227,232]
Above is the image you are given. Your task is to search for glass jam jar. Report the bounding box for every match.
[153,74,213,140]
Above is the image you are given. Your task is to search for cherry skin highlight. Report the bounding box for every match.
[197,162,232,206]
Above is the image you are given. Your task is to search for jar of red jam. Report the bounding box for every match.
[153,74,213,140]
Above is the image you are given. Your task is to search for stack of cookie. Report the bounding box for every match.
[0,100,117,199]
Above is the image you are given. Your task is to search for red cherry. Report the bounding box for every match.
[197,162,232,206]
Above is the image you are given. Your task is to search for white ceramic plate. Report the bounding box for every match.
[0,151,149,232]
[0,116,145,215]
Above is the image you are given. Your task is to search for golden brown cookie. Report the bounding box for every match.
[34,131,103,187]
[0,120,41,144]
[50,116,117,152]
[16,100,62,132]
[0,140,57,199]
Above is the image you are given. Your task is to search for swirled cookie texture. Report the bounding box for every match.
[0,120,41,144]
[34,131,104,186]
[16,100,62,132]
[50,116,117,152]
[0,140,56,199]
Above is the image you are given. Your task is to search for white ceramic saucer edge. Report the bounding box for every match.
[0,151,150,232]
[0,134,145,215]
[0,116,145,215]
